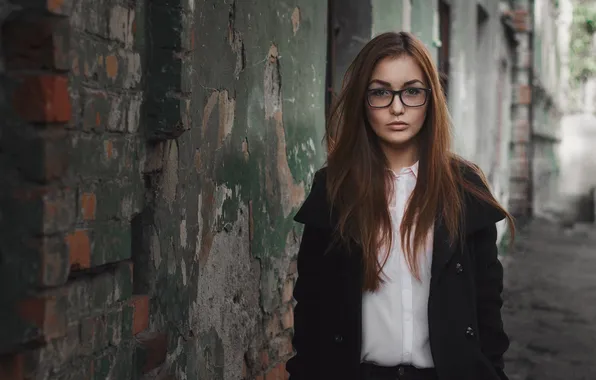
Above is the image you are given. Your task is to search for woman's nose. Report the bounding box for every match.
[391,94,405,114]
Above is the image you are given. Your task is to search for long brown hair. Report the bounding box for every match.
[325,31,514,291]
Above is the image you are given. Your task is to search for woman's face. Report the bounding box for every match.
[365,55,429,150]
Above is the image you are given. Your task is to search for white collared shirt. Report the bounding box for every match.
[360,162,435,368]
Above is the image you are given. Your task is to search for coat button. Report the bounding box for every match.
[398,366,405,376]
[465,326,475,338]
[456,263,463,273]
[334,334,343,343]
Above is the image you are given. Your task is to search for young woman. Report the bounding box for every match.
[286,32,514,380]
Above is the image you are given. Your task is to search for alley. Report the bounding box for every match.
[503,221,596,380]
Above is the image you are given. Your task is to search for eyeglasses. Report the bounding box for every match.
[366,87,431,108]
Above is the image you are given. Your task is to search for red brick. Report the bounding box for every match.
[265,363,287,380]
[273,336,293,359]
[281,308,294,330]
[0,354,24,380]
[131,295,149,335]
[135,331,167,374]
[260,349,270,370]
[47,0,74,15]
[17,296,66,340]
[511,10,530,32]
[2,14,70,71]
[265,314,281,339]
[65,229,91,270]
[12,75,71,123]
[282,279,293,303]
[517,85,532,105]
[80,192,97,221]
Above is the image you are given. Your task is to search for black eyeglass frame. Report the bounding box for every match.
[366,87,432,109]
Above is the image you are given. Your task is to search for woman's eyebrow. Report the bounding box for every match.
[368,79,425,88]
[403,79,425,86]
[368,79,391,87]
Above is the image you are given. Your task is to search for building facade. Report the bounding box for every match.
[532,0,565,218]
[558,0,596,223]
[0,0,569,379]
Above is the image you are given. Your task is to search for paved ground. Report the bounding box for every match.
[502,220,596,380]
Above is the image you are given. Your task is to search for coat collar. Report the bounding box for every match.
[294,165,506,277]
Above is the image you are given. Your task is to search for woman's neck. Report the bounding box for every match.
[381,141,420,173]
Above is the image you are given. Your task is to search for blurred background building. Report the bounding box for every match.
[557,0,596,225]
[0,0,591,379]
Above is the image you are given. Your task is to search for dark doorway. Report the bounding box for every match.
[438,0,451,99]
[324,0,372,120]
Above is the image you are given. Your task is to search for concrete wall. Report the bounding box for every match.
[331,0,439,94]
[144,1,327,378]
[531,0,564,218]
[0,1,327,379]
[559,114,596,197]
[331,0,372,93]
[508,0,534,220]
[448,0,479,160]
[445,0,518,241]
[555,0,596,223]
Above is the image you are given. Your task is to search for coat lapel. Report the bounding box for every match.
[430,218,456,285]
[430,194,507,284]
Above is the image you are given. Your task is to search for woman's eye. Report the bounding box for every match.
[404,88,422,95]
[370,89,390,97]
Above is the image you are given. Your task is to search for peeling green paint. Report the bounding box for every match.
[143,0,327,378]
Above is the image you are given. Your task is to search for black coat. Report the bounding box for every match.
[286,166,510,380]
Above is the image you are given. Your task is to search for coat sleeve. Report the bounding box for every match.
[473,223,510,380]
[285,224,326,379]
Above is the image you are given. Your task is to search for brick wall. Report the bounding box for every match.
[0,0,166,378]
[509,1,534,221]
[0,0,328,379]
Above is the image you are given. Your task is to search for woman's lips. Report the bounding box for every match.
[387,122,408,130]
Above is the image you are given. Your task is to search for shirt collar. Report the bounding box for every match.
[389,161,419,179]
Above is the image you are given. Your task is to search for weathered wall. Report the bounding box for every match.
[0,0,148,378]
[508,0,534,220]
[331,0,372,93]
[479,2,517,242]
[445,0,519,240]
[0,1,326,380]
[330,0,439,95]
[448,0,479,160]
[558,113,596,221]
[142,0,327,378]
[531,0,563,218]
[555,0,596,223]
